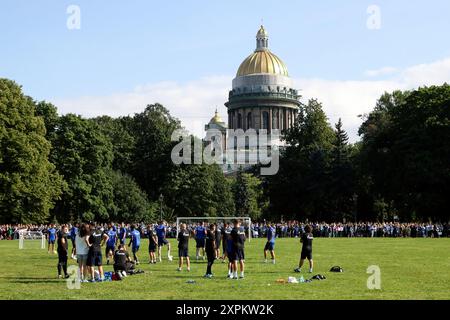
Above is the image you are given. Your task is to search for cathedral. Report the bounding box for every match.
[204,25,301,173]
[206,25,300,135]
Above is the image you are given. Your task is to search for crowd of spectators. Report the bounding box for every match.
[0,224,46,240]
[250,221,449,238]
[1,221,449,240]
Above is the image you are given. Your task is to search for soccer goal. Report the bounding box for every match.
[18,229,46,249]
[176,216,252,242]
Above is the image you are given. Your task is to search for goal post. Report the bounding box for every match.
[176,217,252,242]
[18,230,46,249]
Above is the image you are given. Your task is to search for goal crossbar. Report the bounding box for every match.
[176,216,252,242]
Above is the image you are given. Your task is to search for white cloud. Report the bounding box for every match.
[53,76,232,139]
[401,57,450,87]
[295,57,450,141]
[365,66,398,77]
[294,78,401,140]
[52,57,450,143]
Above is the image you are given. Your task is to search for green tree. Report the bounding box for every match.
[110,170,156,223]
[233,169,266,220]
[130,104,181,200]
[268,99,335,220]
[359,85,450,220]
[163,162,234,217]
[328,118,356,220]
[93,116,135,173]
[0,79,64,223]
[35,101,59,141]
[51,114,114,222]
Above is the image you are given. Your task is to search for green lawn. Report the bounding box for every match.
[0,238,449,300]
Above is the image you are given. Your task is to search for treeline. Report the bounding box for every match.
[266,85,450,222]
[1,78,449,223]
[0,79,237,223]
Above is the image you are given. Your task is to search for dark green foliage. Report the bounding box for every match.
[163,163,235,217]
[0,79,64,223]
[1,77,448,223]
[129,104,181,200]
[233,168,266,220]
[110,171,156,223]
[50,114,115,222]
[92,116,135,173]
[358,85,450,220]
[268,99,345,220]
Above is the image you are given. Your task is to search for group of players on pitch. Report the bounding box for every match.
[51,219,314,281]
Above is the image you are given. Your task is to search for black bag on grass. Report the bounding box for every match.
[330,266,343,272]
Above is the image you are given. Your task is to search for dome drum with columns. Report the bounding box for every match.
[225,25,300,132]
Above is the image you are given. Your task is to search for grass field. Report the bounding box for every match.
[0,238,449,300]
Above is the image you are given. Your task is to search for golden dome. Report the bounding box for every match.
[237,50,289,77]
[236,25,289,77]
[209,109,224,124]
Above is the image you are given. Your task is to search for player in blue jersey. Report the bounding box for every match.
[47,224,57,254]
[118,223,127,247]
[69,223,79,259]
[156,221,173,262]
[264,223,276,264]
[194,221,207,260]
[224,223,234,277]
[105,223,117,265]
[128,225,141,265]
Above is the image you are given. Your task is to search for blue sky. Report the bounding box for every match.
[1,0,450,140]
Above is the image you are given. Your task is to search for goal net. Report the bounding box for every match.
[18,230,46,249]
[176,216,252,242]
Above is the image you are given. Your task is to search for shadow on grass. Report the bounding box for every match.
[0,276,62,284]
[10,279,62,284]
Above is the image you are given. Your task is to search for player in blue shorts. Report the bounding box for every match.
[146,224,158,264]
[264,223,276,264]
[177,223,190,272]
[118,223,127,247]
[194,222,207,260]
[69,223,78,259]
[47,224,57,254]
[128,225,141,265]
[225,224,234,277]
[230,219,246,279]
[156,221,173,262]
[105,223,117,265]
